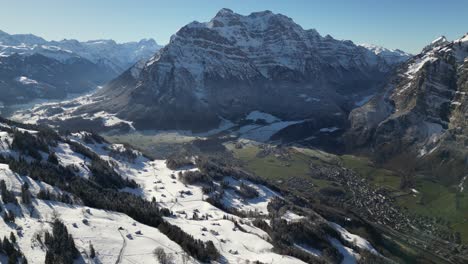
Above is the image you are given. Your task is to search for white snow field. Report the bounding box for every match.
[0,195,196,264]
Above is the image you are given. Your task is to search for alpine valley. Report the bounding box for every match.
[0,8,467,264]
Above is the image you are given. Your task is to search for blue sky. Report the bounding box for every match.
[0,0,466,53]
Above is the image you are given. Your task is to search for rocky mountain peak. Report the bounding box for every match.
[215,8,235,16]
[422,35,450,53]
[62,9,411,132]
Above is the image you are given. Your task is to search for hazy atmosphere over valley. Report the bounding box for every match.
[0,1,467,264]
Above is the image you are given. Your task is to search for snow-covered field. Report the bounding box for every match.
[0,150,196,263]
[82,140,304,263]
[0,196,195,264]
[10,92,138,131]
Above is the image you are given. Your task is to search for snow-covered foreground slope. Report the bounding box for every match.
[73,135,304,263]
[0,119,382,263]
[0,197,195,264]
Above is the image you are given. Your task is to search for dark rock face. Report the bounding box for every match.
[80,9,404,131]
[346,34,468,179]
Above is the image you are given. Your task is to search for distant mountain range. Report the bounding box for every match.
[0,30,161,104]
[41,8,409,131]
[358,43,412,64]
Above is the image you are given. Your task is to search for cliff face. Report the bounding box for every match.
[347,34,468,181]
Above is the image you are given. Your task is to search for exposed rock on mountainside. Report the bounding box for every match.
[70,9,407,131]
[347,34,468,180]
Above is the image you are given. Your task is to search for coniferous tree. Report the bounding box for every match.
[21,182,32,204]
[9,232,16,244]
[47,152,59,165]
[89,243,96,259]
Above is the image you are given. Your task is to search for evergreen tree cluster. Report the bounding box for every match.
[236,182,259,199]
[44,219,79,264]
[81,133,106,145]
[179,170,212,185]
[158,223,219,262]
[36,190,73,204]
[47,152,59,165]
[67,140,138,189]
[107,144,138,162]
[166,155,194,170]
[11,130,51,160]
[0,234,27,264]
[0,180,17,205]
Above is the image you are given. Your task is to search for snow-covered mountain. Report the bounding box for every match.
[0,117,386,263]
[0,30,161,72]
[53,8,409,132]
[359,43,411,64]
[0,53,117,105]
[0,30,161,105]
[347,33,468,181]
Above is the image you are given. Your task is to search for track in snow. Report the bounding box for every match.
[115,229,127,264]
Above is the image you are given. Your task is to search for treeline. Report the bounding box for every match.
[36,189,73,204]
[66,140,138,189]
[166,154,194,170]
[11,129,52,161]
[252,197,344,264]
[267,219,343,264]
[0,118,60,162]
[80,132,106,145]
[0,116,58,137]
[236,182,259,199]
[4,123,137,190]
